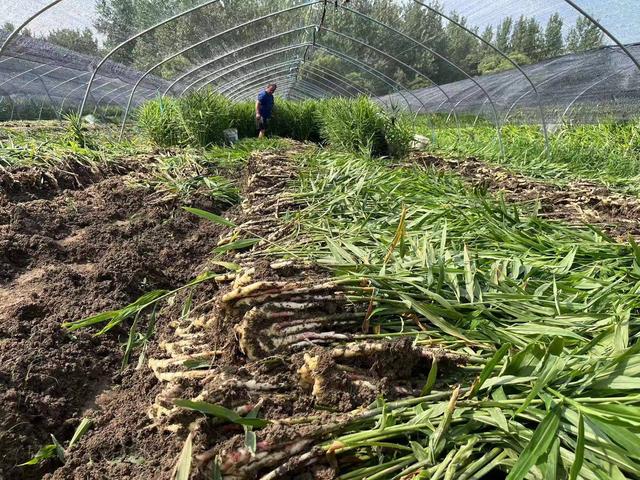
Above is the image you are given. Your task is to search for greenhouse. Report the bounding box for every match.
[1,0,640,478]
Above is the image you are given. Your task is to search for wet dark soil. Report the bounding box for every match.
[0,156,224,479]
[413,153,640,239]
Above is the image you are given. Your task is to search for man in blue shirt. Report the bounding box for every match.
[256,83,277,138]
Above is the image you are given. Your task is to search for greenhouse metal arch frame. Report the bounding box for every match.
[0,0,638,153]
[159,4,464,132]
[214,61,363,99]
[214,62,373,99]
[2,0,454,133]
[225,67,354,102]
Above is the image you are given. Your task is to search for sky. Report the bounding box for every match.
[2,0,99,33]
[1,0,638,44]
[440,0,639,44]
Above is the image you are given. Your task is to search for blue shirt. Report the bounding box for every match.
[257,90,274,119]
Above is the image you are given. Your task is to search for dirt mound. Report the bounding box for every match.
[45,146,466,480]
[413,154,640,239]
[0,157,225,478]
[296,340,463,410]
[0,160,128,204]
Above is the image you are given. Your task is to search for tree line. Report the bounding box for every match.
[1,22,99,57]
[1,1,605,95]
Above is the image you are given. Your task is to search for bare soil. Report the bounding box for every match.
[21,146,466,480]
[413,153,640,240]
[1,144,474,480]
[0,156,224,479]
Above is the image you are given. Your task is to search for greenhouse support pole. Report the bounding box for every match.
[0,87,16,120]
[216,62,360,98]
[0,64,60,120]
[106,85,158,112]
[311,18,434,135]
[79,0,223,117]
[216,61,313,95]
[17,66,62,112]
[119,42,310,139]
[60,78,114,115]
[178,29,314,95]
[340,5,503,157]
[562,0,640,72]
[315,43,427,117]
[96,82,156,111]
[320,26,459,142]
[296,65,371,96]
[197,47,378,100]
[562,65,636,120]
[195,49,305,93]
[19,65,65,121]
[226,69,350,100]
[93,83,133,114]
[50,72,91,105]
[228,77,326,102]
[231,80,325,102]
[279,59,301,100]
[221,64,303,97]
[117,1,322,137]
[223,65,351,100]
[287,0,327,105]
[174,35,420,114]
[279,64,299,100]
[196,45,374,99]
[226,72,335,102]
[504,69,568,122]
[195,46,308,92]
[18,65,63,90]
[163,26,312,95]
[412,0,550,158]
[0,0,65,60]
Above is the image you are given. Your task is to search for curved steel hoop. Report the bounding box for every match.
[314,43,430,118]
[338,5,502,155]
[195,45,308,92]
[222,64,354,100]
[165,26,312,96]
[195,48,306,93]
[229,76,328,102]
[79,0,224,116]
[209,58,370,99]
[230,78,330,102]
[217,58,357,100]
[232,80,327,103]
[0,0,66,60]
[117,1,324,136]
[0,63,60,119]
[562,64,638,120]
[411,0,549,157]
[562,0,640,72]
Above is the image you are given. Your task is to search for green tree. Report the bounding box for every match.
[478,52,532,75]
[511,16,543,61]
[94,0,138,63]
[1,22,15,33]
[566,16,604,53]
[440,12,480,81]
[479,25,494,52]
[496,16,513,52]
[47,28,99,56]
[401,1,444,84]
[544,13,564,58]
